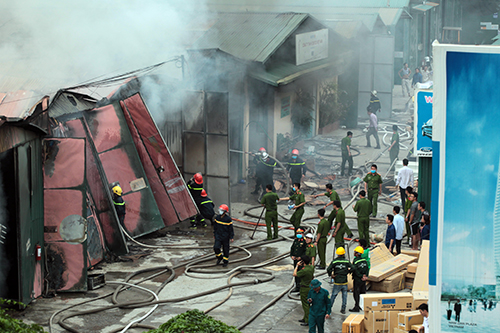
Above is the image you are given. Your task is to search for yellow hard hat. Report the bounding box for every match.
[336,247,346,255]
[112,185,122,196]
[354,246,364,254]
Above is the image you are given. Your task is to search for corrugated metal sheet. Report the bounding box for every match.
[322,20,368,39]
[321,12,381,32]
[203,0,410,10]
[190,12,309,63]
[0,90,42,119]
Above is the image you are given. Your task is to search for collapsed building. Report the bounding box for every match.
[0,86,198,303]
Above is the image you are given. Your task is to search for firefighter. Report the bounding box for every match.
[191,189,215,228]
[287,148,306,185]
[213,204,234,267]
[251,148,276,198]
[112,185,126,227]
[187,172,204,199]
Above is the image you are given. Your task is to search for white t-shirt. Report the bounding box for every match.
[423,316,429,333]
[393,214,405,240]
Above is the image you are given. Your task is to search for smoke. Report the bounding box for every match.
[0,0,214,92]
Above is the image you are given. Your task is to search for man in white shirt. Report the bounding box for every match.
[396,158,414,209]
[392,206,405,254]
[417,303,429,333]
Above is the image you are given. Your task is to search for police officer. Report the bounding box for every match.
[287,149,306,185]
[291,228,307,292]
[305,233,317,266]
[350,246,369,312]
[307,279,331,333]
[280,183,305,231]
[341,131,353,177]
[352,190,372,243]
[332,201,348,250]
[313,183,343,230]
[213,204,234,267]
[327,247,352,314]
[293,255,314,327]
[314,209,329,270]
[112,185,126,227]
[388,125,399,171]
[260,184,280,240]
[363,164,383,217]
[251,148,276,197]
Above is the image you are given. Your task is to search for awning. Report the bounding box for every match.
[249,55,348,87]
[413,2,439,12]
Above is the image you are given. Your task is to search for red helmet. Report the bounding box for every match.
[194,173,203,184]
[258,147,266,152]
[292,149,299,155]
[219,204,229,212]
[201,189,207,197]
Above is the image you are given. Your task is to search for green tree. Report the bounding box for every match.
[146,309,241,333]
[0,299,46,333]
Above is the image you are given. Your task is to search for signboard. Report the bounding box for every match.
[296,29,328,66]
[431,43,500,332]
[281,96,291,118]
[414,90,433,154]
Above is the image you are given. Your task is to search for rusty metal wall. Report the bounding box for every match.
[182,91,230,209]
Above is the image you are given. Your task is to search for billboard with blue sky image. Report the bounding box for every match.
[432,44,500,332]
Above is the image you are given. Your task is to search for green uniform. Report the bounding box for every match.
[290,238,307,258]
[261,191,280,239]
[327,255,352,284]
[296,265,315,323]
[333,208,347,248]
[353,198,372,243]
[289,191,305,230]
[341,136,353,176]
[307,287,331,332]
[325,191,341,207]
[316,218,329,268]
[305,243,317,264]
[390,132,399,170]
[363,172,383,216]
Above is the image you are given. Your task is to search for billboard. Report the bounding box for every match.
[431,43,500,332]
[295,29,328,66]
[414,90,433,154]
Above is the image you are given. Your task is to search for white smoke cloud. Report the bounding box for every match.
[0,0,214,92]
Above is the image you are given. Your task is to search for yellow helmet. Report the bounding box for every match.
[112,185,122,196]
[354,246,364,254]
[336,247,346,255]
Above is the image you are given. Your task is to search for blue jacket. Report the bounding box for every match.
[213,214,234,241]
[385,224,396,249]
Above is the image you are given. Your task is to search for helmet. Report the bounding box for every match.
[371,90,377,96]
[291,149,299,155]
[112,185,122,196]
[194,173,203,185]
[261,152,269,159]
[201,189,207,197]
[219,204,229,212]
[259,147,266,152]
[354,246,364,254]
[336,247,346,255]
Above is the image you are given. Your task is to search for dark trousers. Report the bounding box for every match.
[214,238,230,262]
[399,186,407,209]
[118,215,125,227]
[447,309,452,320]
[366,127,380,147]
[341,153,353,176]
[455,312,460,322]
[395,239,402,255]
[353,280,366,310]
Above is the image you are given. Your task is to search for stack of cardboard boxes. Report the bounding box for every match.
[342,241,430,333]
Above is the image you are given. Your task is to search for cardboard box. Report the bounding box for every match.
[364,310,405,333]
[393,328,408,333]
[401,249,420,259]
[398,310,423,330]
[406,272,415,279]
[342,314,363,333]
[411,324,421,330]
[368,254,417,282]
[371,271,406,293]
[370,243,394,268]
[404,280,413,290]
[407,263,418,274]
[360,292,413,312]
[412,240,429,292]
[412,291,428,310]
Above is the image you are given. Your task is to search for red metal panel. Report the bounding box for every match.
[120,94,197,224]
[43,139,85,189]
[44,190,83,243]
[85,104,122,152]
[45,242,86,291]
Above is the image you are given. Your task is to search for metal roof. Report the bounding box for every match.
[0,90,47,120]
[203,0,410,10]
[190,12,310,63]
[322,20,368,39]
[321,12,382,32]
